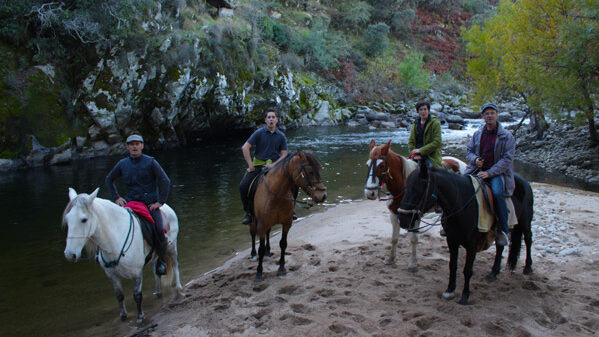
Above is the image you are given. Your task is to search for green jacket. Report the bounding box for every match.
[408,115,443,168]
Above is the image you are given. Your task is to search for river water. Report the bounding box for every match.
[0,123,595,337]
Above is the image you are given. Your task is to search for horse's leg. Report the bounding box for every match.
[250,222,257,261]
[108,275,128,321]
[133,275,144,324]
[408,229,419,272]
[265,228,272,257]
[256,234,266,282]
[486,244,504,282]
[277,225,290,276]
[169,242,184,297]
[385,212,400,265]
[459,246,477,305]
[443,241,459,300]
[153,262,162,298]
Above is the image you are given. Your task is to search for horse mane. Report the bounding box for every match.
[271,151,322,179]
[399,153,417,178]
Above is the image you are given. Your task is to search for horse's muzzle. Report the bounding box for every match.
[364,188,378,200]
[397,208,420,230]
[64,251,79,262]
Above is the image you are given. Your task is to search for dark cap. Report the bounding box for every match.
[480,103,498,114]
[126,134,144,143]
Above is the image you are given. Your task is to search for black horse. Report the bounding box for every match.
[398,161,534,305]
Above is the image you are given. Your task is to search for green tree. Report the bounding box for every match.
[463,0,599,144]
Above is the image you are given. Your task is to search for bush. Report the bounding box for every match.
[291,20,346,72]
[361,23,390,57]
[397,51,431,94]
[332,1,373,30]
[391,9,416,37]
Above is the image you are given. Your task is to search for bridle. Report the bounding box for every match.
[365,155,401,200]
[398,169,484,233]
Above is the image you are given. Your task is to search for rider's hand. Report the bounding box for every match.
[477,171,490,179]
[265,163,274,169]
[115,197,126,206]
[148,202,162,211]
[411,149,420,155]
[247,166,255,172]
[475,157,484,168]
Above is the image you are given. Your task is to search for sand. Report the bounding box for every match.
[129,183,599,337]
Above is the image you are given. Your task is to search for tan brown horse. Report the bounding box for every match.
[364,140,466,270]
[250,151,327,281]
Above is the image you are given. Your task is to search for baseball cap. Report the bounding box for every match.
[480,103,498,114]
[126,134,144,143]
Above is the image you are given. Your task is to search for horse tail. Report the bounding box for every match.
[507,174,534,271]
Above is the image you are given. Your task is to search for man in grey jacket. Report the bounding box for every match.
[464,103,515,246]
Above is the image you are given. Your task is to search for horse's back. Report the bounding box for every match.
[160,204,179,239]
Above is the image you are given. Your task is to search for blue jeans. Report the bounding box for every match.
[489,176,509,234]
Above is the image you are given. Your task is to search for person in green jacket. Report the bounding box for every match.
[408,101,443,168]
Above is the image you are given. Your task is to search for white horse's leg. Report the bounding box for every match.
[385,212,400,265]
[408,230,419,272]
[169,241,184,298]
[108,275,128,321]
[153,262,162,298]
[132,275,144,324]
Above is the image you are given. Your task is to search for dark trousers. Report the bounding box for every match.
[239,166,299,213]
[149,208,167,244]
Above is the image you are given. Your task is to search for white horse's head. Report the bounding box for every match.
[63,187,99,262]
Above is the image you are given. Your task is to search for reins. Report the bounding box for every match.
[99,209,135,268]
[366,154,404,201]
[399,171,483,234]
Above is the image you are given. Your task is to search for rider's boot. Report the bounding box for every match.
[155,241,168,276]
[242,212,253,225]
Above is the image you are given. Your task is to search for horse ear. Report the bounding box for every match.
[68,188,78,201]
[88,188,99,204]
[381,140,391,156]
[369,139,376,151]
[419,160,428,179]
[297,151,307,161]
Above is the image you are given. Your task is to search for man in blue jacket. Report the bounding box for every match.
[464,103,515,246]
[105,134,171,275]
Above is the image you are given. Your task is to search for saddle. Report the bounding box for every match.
[124,201,165,265]
[246,170,267,215]
[468,176,518,251]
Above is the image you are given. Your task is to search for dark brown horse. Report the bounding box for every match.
[364,140,466,270]
[250,151,327,281]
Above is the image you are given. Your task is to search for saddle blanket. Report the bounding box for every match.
[469,176,518,232]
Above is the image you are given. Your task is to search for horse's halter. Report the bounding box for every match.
[294,161,326,195]
[397,168,437,226]
[365,155,392,191]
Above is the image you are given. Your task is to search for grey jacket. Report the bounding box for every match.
[464,122,516,197]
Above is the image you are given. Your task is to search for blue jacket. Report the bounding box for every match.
[464,122,516,196]
[105,154,170,204]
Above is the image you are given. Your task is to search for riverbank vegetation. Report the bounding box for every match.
[0,0,597,161]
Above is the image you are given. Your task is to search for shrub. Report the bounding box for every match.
[397,51,431,94]
[391,9,416,37]
[332,1,373,30]
[361,23,390,57]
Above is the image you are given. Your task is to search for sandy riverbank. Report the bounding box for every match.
[128,183,599,337]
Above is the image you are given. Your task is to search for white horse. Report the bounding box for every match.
[62,188,184,323]
[364,140,466,271]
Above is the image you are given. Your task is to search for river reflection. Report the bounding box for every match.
[0,125,596,337]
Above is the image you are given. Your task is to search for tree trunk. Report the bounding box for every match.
[587,117,598,145]
[532,110,548,140]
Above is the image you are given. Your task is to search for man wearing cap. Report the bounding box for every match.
[105,134,171,275]
[463,103,515,246]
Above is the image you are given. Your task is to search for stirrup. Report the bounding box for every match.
[242,213,252,225]
[155,260,167,276]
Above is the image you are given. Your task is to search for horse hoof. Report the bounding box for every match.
[485,273,497,282]
[120,314,127,321]
[249,255,257,261]
[523,266,533,275]
[442,291,455,299]
[136,316,144,324]
[265,252,272,258]
[153,291,162,298]
[384,257,395,265]
[277,269,287,277]
[254,274,263,283]
[458,298,469,305]
[407,265,418,273]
